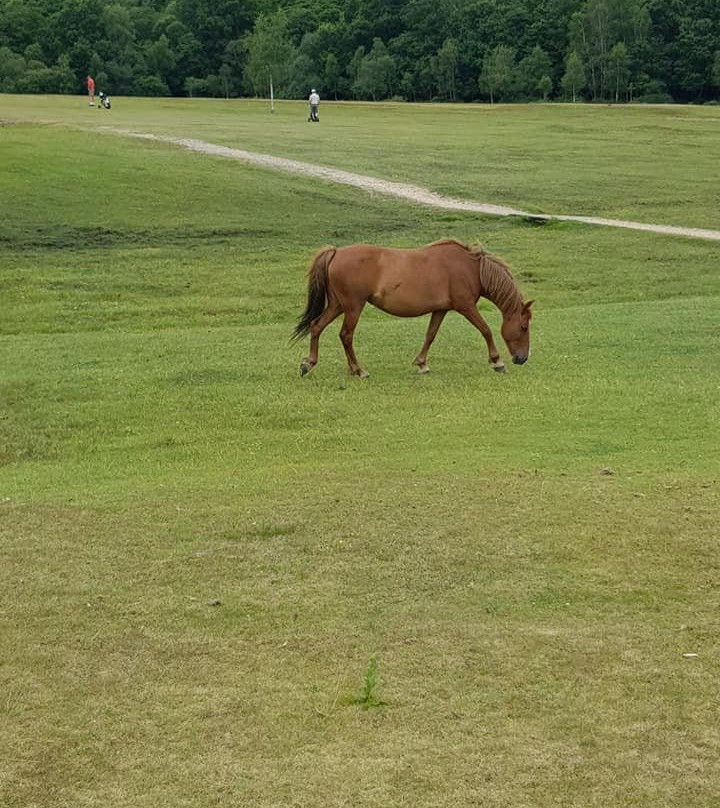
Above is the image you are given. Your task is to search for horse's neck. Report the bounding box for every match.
[478,257,522,316]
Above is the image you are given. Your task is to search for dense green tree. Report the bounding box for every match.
[24,42,45,63]
[184,75,209,96]
[288,51,321,97]
[243,11,295,97]
[145,34,175,82]
[522,0,584,82]
[673,15,716,100]
[538,73,552,100]
[218,37,246,97]
[286,28,327,96]
[324,51,339,98]
[0,0,47,53]
[353,37,396,100]
[48,0,105,65]
[102,4,134,52]
[712,50,720,98]
[399,68,415,100]
[606,40,629,101]
[168,27,205,92]
[175,0,256,69]
[401,0,459,54]
[479,44,516,103]
[518,44,552,98]
[0,44,25,90]
[347,44,365,93]
[135,73,170,95]
[561,48,586,100]
[347,0,405,49]
[16,51,75,93]
[569,0,649,100]
[434,37,459,100]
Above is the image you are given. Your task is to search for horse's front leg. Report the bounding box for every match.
[413,310,447,373]
[459,307,506,373]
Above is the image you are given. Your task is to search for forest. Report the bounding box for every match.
[1,0,719,104]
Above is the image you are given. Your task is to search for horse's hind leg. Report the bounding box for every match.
[413,310,447,373]
[300,299,342,376]
[339,305,368,377]
[458,307,506,373]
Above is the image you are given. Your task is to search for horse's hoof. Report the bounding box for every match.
[417,365,430,374]
[492,364,506,374]
[353,369,369,378]
[300,361,312,377]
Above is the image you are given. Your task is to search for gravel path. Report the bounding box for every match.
[110,129,720,243]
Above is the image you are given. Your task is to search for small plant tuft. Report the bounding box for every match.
[346,656,384,709]
[361,656,379,707]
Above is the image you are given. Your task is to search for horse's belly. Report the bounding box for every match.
[370,286,449,317]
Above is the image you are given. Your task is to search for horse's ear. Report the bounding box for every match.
[523,299,534,311]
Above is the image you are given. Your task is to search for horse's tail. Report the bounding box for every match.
[292,246,336,340]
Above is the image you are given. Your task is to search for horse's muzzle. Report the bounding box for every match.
[512,355,528,365]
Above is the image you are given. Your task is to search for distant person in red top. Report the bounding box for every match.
[86,75,95,106]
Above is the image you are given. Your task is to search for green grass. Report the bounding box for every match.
[1,104,719,807]
[4,94,720,229]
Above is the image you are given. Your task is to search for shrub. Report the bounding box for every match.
[634,93,674,104]
[184,77,210,98]
[16,66,74,94]
[134,75,170,97]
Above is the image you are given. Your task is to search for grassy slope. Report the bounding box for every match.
[3,94,720,229]
[1,115,719,808]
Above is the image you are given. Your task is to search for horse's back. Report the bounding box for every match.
[328,242,477,317]
[330,242,465,281]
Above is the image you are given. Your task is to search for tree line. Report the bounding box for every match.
[1,0,719,104]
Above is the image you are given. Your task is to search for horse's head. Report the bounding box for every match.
[501,300,533,365]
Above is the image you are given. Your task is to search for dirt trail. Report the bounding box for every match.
[109,128,720,243]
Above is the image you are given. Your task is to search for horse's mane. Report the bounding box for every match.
[429,239,522,313]
[428,239,511,271]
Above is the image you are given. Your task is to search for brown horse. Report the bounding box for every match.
[293,239,533,377]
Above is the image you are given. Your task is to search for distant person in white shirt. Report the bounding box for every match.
[308,89,320,122]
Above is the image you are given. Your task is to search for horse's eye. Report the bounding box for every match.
[521,325,528,333]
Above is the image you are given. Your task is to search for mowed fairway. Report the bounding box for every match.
[1,98,719,807]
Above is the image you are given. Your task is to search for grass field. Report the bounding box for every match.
[1,97,719,807]
[5,94,720,229]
